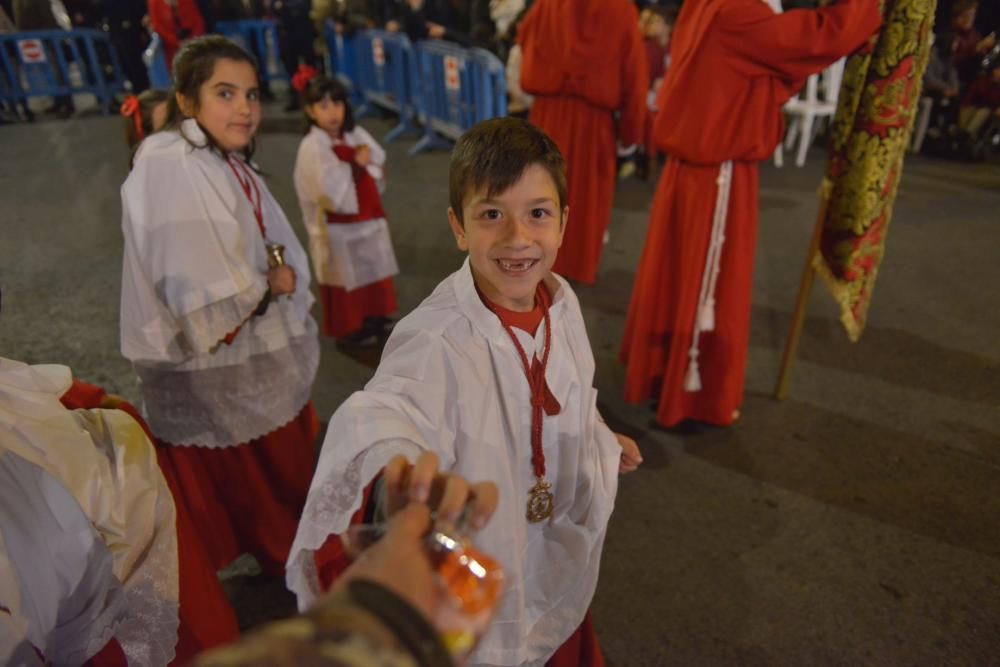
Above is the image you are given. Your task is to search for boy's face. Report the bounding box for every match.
[448,164,566,312]
[649,16,667,40]
[954,7,976,30]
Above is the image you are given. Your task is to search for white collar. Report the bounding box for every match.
[453,257,567,342]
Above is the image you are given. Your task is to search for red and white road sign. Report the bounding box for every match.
[444,55,460,92]
[372,38,385,66]
[17,39,46,64]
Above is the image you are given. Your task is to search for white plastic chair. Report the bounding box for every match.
[775,57,846,167]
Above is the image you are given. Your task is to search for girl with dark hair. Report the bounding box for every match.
[121,88,171,152]
[292,68,399,345]
[120,36,321,581]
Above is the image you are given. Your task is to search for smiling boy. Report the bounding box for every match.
[288,117,641,666]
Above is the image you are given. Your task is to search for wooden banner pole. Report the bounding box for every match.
[773,193,829,400]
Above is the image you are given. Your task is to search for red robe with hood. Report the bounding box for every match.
[620,0,882,427]
[518,0,649,285]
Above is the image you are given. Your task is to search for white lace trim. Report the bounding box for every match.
[137,327,320,448]
[79,610,125,666]
[116,573,179,667]
[288,442,418,611]
[179,281,268,357]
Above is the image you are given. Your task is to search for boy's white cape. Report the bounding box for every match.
[288,259,622,666]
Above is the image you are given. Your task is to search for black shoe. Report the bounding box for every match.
[337,328,379,347]
[365,316,396,338]
[284,97,301,112]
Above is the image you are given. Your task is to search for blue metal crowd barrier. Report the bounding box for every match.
[0,29,123,111]
[409,41,507,156]
[144,33,171,89]
[352,30,421,143]
[215,19,287,85]
[322,23,364,107]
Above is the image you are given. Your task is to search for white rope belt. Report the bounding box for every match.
[684,160,733,393]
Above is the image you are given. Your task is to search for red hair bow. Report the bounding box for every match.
[291,64,319,94]
[120,95,144,140]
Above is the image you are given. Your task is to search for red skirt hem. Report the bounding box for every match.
[320,278,398,339]
[155,402,319,577]
[547,611,604,667]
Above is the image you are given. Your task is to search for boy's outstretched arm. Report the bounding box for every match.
[615,433,643,474]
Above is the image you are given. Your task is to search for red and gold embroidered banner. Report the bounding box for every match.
[813,0,936,342]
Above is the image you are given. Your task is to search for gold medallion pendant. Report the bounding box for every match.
[526,477,554,523]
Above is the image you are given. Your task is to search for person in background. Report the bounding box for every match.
[633,3,676,179]
[275,0,319,111]
[313,0,378,36]
[959,60,1000,139]
[147,0,206,67]
[490,0,523,51]
[120,36,321,584]
[620,0,882,430]
[503,8,531,118]
[287,117,642,667]
[518,0,649,285]
[121,88,171,154]
[292,70,399,345]
[922,29,962,143]
[0,4,33,123]
[400,0,494,49]
[12,0,75,115]
[95,0,151,93]
[950,0,996,87]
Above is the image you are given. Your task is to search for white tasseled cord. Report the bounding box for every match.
[684,160,734,393]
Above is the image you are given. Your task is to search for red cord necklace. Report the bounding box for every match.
[483,282,555,523]
[226,155,266,237]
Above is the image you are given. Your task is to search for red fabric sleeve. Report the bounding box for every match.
[718,0,882,81]
[179,0,205,37]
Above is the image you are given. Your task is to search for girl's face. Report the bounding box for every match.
[306,95,347,137]
[178,58,261,152]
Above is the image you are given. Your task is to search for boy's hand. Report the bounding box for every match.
[383,452,499,530]
[615,433,642,474]
[354,144,371,167]
[267,265,296,296]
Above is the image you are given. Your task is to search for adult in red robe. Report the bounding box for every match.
[620,0,881,428]
[518,0,648,285]
[148,0,206,67]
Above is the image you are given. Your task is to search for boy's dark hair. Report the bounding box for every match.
[301,74,355,134]
[951,0,978,18]
[164,35,260,162]
[648,5,678,25]
[449,118,566,224]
